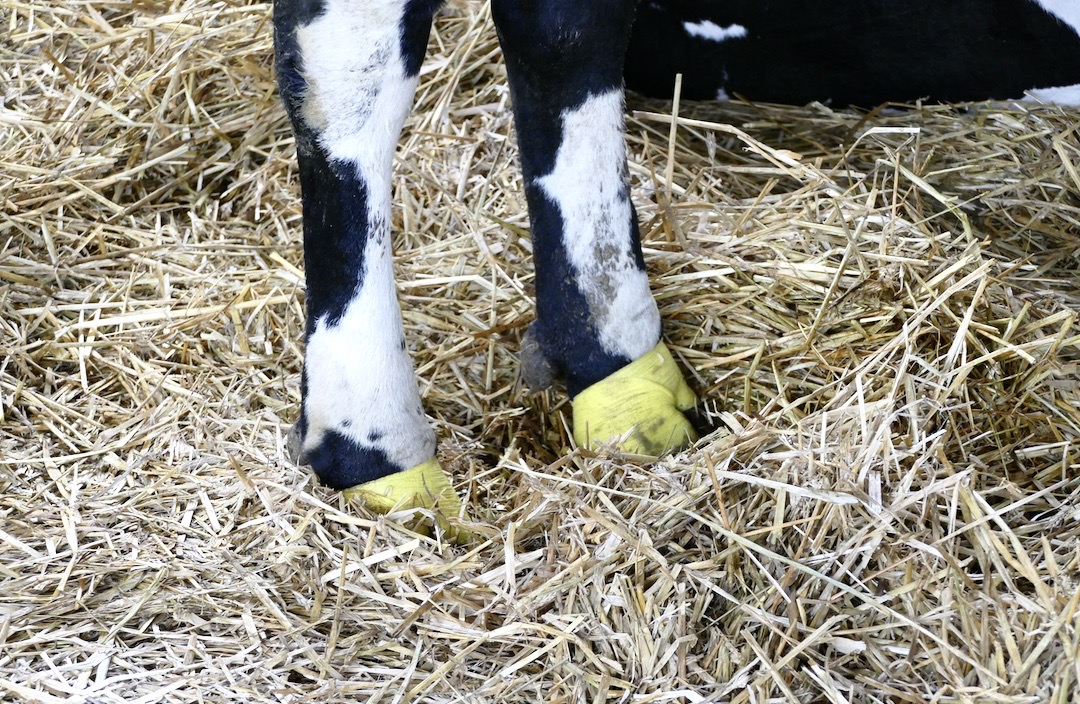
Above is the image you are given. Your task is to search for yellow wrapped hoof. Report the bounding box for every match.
[343,458,461,516]
[572,342,698,456]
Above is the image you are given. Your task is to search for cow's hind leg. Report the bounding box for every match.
[275,0,460,515]
[492,0,698,456]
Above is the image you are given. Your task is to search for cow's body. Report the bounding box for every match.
[626,0,1080,105]
[273,0,1080,513]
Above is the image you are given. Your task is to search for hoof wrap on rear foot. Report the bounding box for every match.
[343,458,461,515]
[572,342,698,456]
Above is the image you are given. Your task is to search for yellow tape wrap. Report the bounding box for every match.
[572,342,697,456]
[342,458,461,515]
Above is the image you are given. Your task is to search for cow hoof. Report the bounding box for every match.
[520,324,557,391]
[572,342,698,456]
[345,458,470,541]
[288,424,467,536]
[342,457,458,512]
[285,422,304,465]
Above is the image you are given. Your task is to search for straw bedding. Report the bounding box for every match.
[3,1,1079,701]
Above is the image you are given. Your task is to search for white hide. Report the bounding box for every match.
[537,91,662,363]
[683,20,748,43]
[296,0,417,175]
[296,0,435,470]
[1027,83,1080,105]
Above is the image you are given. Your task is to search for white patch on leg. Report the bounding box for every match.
[537,90,661,362]
[303,226,436,471]
[295,0,435,469]
[1026,83,1080,105]
[296,0,417,175]
[1031,0,1080,37]
[682,20,748,43]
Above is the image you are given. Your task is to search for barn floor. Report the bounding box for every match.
[3,1,1080,702]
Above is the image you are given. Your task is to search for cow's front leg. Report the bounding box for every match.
[492,0,698,456]
[275,0,460,515]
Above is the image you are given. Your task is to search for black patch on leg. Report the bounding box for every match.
[297,155,373,332]
[400,0,443,77]
[274,0,325,30]
[299,429,405,490]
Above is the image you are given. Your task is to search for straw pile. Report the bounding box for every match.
[3,1,1079,701]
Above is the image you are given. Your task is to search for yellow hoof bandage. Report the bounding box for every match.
[343,458,461,516]
[573,342,698,456]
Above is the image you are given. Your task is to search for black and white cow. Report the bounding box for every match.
[273,0,1080,517]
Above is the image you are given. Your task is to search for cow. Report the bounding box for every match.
[272,0,1080,520]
